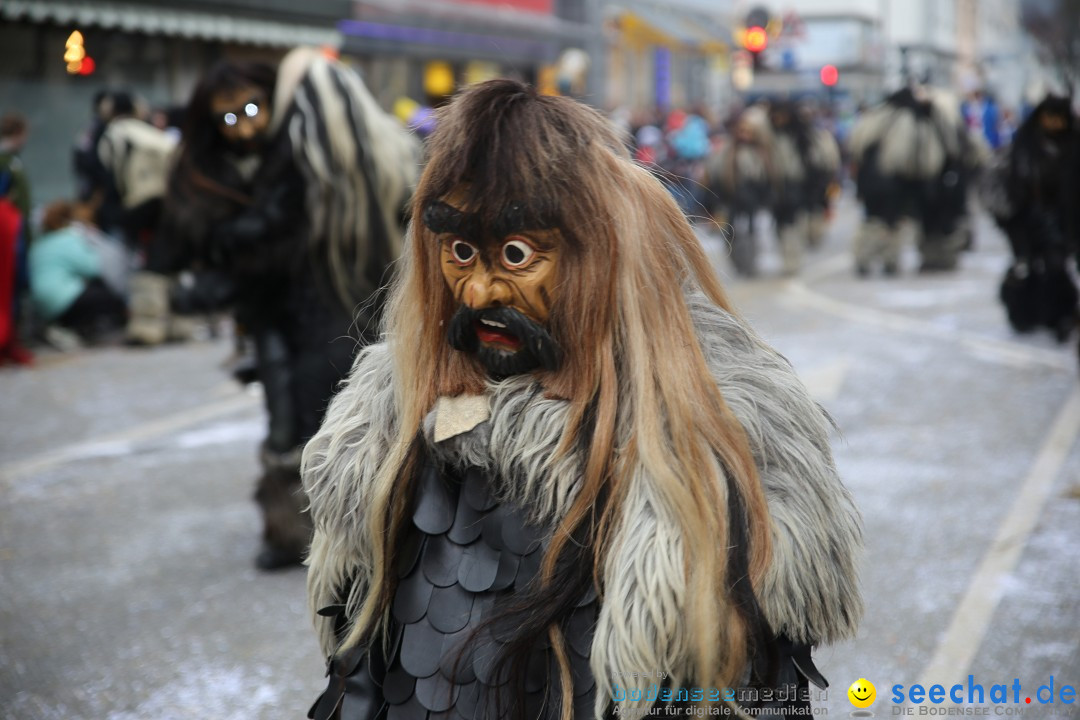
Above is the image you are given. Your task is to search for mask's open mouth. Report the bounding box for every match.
[474,318,521,351]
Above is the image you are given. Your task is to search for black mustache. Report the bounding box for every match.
[447,305,562,376]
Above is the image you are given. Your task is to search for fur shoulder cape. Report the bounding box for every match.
[303,290,863,708]
[271,47,420,309]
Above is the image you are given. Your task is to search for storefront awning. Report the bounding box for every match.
[338,19,557,64]
[0,0,343,48]
[614,5,729,55]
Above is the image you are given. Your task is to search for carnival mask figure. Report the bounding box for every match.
[304,80,862,720]
[160,49,419,570]
[209,83,271,157]
[422,197,563,377]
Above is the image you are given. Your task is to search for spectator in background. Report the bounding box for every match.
[666,110,711,216]
[150,105,184,143]
[73,91,114,204]
[79,91,138,240]
[999,107,1019,146]
[0,112,33,366]
[28,200,127,345]
[633,123,666,168]
[981,92,1002,150]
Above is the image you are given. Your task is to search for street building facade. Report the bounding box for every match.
[0,0,347,203]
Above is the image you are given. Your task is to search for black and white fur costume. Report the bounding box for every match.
[804,125,841,249]
[161,47,419,567]
[303,288,863,719]
[767,102,813,276]
[849,86,978,275]
[705,107,773,277]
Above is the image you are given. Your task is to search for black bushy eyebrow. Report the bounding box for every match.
[422,201,478,236]
[423,200,555,240]
[491,201,557,238]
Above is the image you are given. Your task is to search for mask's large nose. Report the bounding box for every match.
[463,264,511,310]
[235,117,258,140]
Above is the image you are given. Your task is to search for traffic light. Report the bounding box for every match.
[820,64,839,87]
[741,6,772,69]
[744,26,768,54]
[746,6,770,29]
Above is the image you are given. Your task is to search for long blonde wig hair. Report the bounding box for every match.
[343,80,774,715]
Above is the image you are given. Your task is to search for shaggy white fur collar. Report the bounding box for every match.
[303,291,862,716]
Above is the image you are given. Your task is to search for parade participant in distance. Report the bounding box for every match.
[986,94,1080,342]
[800,102,842,250]
[849,85,977,276]
[704,105,773,276]
[767,99,814,276]
[160,47,419,570]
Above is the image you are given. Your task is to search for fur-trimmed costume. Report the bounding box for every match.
[305,293,862,719]
[849,86,979,275]
[94,116,183,345]
[160,47,419,568]
[804,126,841,249]
[705,107,773,277]
[302,80,861,720]
[767,102,813,276]
[984,95,1080,341]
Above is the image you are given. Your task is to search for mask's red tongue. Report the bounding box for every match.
[475,321,521,351]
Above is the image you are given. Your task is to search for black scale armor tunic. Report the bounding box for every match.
[310,456,600,720]
[310,455,830,720]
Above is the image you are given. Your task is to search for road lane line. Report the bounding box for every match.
[801,357,852,404]
[915,385,1080,689]
[784,281,1074,372]
[0,393,260,483]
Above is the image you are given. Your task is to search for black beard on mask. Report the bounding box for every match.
[225,136,265,158]
[447,305,563,377]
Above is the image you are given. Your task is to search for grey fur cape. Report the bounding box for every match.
[303,290,863,717]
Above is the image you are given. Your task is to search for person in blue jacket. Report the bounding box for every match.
[29,201,126,343]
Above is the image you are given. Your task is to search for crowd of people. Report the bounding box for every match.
[619,91,987,279]
[1,48,421,571]
[4,79,1077,368]
[612,85,1080,353]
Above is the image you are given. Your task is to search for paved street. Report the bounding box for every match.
[1,198,1078,719]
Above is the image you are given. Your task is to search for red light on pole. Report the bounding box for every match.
[820,64,839,86]
[744,26,768,53]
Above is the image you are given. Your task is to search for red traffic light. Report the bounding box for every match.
[744,26,768,53]
[78,56,96,75]
[820,64,838,86]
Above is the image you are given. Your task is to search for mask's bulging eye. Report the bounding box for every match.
[450,239,478,266]
[502,238,535,269]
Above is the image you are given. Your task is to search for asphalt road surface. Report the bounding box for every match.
[2,198,1077,719]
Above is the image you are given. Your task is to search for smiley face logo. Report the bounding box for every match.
[848,678,876,708]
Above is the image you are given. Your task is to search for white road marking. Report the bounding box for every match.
[793,247,1079,690]
[785,257,1074,372]
[800,358,852,403]
[0,393,260,484]
[915,385,1080,689]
